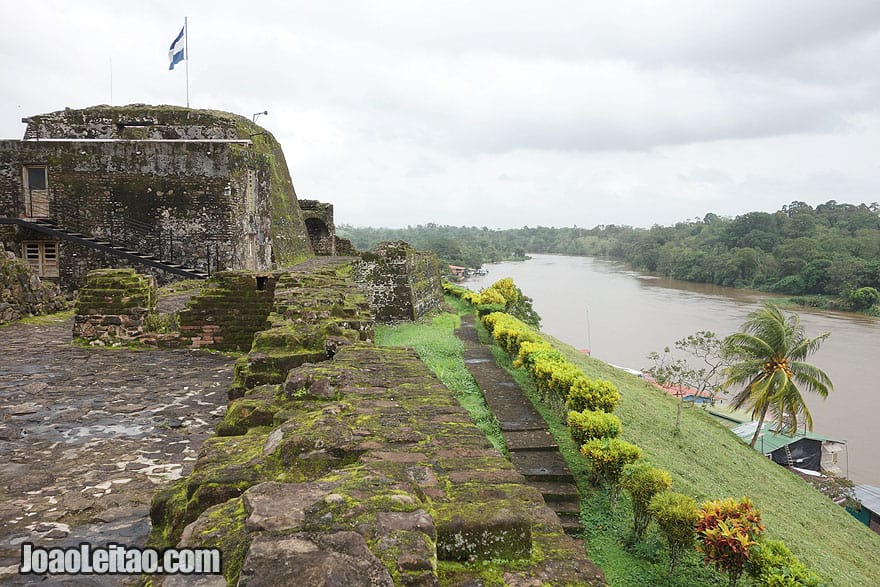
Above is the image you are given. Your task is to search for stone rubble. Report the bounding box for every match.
[0,242,68,325]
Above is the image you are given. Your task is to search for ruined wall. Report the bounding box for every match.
[141,257,603,585]
[0,242,66,324]
[230,258,373,397]
[72,268,156,345]
[334,235,358,256]
[299,199,335,256]
[354,241,443,322]
[177,271,277,351]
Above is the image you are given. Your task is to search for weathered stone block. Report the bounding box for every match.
[216,398,280,436]
[241,481,338,532]
[237,532,393,587]
[435,504,532,562]
[174,498,251,587]
[353,241,442,323]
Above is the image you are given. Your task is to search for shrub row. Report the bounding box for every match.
[444,277,519,307]
[459,279,818,585]
[479,311,643,515]
[443,277,541,326]
[482,312,620,413]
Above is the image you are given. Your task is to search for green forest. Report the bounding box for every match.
[338,200,880,312]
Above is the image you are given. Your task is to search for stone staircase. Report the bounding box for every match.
[457,314,584,535]
[0,216,209,279]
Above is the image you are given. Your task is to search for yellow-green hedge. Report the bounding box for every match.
[482,311,619,413]
[444,277,522,307]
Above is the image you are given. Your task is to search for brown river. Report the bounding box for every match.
[464,254,880,486]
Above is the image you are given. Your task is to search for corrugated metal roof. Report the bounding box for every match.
[731,421,836,455]
[854,485,880,515]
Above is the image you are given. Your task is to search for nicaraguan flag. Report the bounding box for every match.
[168,25,185,70]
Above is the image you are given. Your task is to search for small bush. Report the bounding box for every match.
[442,281,474,300]
[568,409,622,445]
[649,491,698,575]
[482,312,542,355]
[478,287,507,305]
[475,303,505,317]
[621,463,672,542]
[696,498,765,587]
[144,311,179,333]
[748,539,822,587]
[581,437,642,504]
[849,286,880,310]
[566,378,620,413]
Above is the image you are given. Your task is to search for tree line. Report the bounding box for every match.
[338,200,880,310]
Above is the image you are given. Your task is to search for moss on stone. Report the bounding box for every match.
[146,429,283,544]
[181,498,251,586]
[217,398,280,436]
[148,481,191,547]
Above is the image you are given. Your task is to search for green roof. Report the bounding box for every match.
[731,421,837,454]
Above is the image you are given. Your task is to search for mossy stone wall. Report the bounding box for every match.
[72,268,156,344]
[149,343,604,585]
[230,258,373,396]
[177,271,277,351]
[353,241,443,323]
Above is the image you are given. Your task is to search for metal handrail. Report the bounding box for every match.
[14,191,222,275]
[49,193,178,264]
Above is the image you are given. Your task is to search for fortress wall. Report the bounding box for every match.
[354,241,443,322]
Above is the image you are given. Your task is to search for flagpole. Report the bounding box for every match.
[184,16,190,108]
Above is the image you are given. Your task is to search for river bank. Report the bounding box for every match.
[464,254,880,486]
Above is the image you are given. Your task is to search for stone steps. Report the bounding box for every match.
[457,314,584,536]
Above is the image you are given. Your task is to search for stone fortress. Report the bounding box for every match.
[0,105,312,289]
[0,106,604,585]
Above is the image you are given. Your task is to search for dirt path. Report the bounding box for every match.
[0,318,234,583]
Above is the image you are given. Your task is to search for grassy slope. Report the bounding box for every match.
[374,302,880,585]
[538,332,880,586]
[373,304,507,455]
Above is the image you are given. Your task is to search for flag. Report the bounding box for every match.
[168,24,185,70]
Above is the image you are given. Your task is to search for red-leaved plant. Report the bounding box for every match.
[696,498,765,587]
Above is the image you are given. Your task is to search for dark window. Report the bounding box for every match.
[27,167,47,190]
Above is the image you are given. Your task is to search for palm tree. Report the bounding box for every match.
[724,302,833,448]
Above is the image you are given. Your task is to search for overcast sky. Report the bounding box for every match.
[2,1,879,228]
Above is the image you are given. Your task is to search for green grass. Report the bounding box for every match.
[477,315,880,586]
[374,305,507,455]
[1,308,74,328]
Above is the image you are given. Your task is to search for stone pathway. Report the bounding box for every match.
[457,314,584,535]
[0,318,234,583]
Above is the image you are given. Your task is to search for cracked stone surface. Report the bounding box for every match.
[0,318,233,583]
